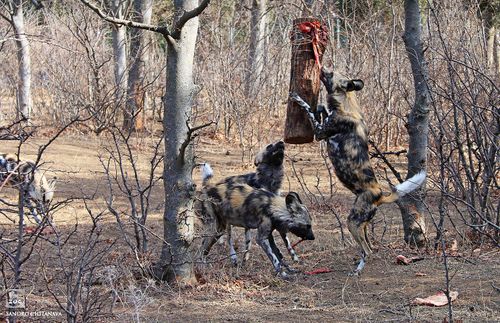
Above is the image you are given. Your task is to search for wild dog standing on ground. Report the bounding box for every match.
[200,163,315,277]
[289,68,426,275]
[218,141,301,264]
[0,153,56,224]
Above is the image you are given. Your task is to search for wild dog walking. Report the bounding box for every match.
[218,141,301,264]
[289,68,426,275]
[200,163,314,277]
[0,153,56,224]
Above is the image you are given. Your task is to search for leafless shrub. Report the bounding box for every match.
[99,127,163,272]
[425,2,499,245]
[42,202,115,323]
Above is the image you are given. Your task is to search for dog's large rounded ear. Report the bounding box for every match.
[347,79,364,92]
[285,192,303,205]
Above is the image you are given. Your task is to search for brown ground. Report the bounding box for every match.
[0,135,498,322]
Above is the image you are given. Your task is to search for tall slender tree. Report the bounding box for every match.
[123,0,154,131]
[399,0,430,246]
[0,0,32,119]
[111,0,128,114]
[80,0,211,284]
[245,0,267,99]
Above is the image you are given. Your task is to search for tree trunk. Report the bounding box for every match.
[284,18,328,144]
[155,0,200,285]
[478,0,499,74]
[123,0,153,131]
[399,0,430,247]
[245,0,267,99]
[111,0,128,112]
[11,0,32,120]
[141,0,154,128]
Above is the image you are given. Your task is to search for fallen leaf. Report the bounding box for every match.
[304,267,332,275]
[412,291,458,307]
[396,255,425,265]
[396,255,411,265]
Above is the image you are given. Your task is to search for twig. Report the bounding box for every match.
[171,0,212,39]
[368,140,404,183]
[178,120,214,165]
[79,0,170,35]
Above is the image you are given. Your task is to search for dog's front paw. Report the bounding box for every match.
[348,270,361,277]
[289,92,300,102]
[277,270,291,280]
[285,266,301,274]
[230,258,238,267]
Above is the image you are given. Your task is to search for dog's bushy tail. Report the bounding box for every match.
[395,171,426,197]
[201,163,214,186]
[376,171,426,206]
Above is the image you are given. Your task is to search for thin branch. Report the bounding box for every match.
[178,121,214,165]
[369,140,404,183]
[171,0,211,39]
[79,0,170,36]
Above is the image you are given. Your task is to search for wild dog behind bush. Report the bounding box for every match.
[200,163,314,277]
[0,153,56,224]
[290,68,426,275]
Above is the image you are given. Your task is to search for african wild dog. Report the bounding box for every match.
[0,153,56,224]
[218,141,301,264]
[289,67,426,275]
[200,163,314,277]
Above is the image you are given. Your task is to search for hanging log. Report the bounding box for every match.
[284,18,328,144]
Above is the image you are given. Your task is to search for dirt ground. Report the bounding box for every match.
[0,135,498,322]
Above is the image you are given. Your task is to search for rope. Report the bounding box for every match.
[290,20,329,70]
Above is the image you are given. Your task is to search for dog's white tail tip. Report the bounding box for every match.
[201,163,213,183]
[396,171,426,197]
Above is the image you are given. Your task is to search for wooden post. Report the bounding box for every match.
[284,18,328,144]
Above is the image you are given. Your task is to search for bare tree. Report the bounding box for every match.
[0,0,32,119]
[478,0,500,74]
[111,0,128,114]
[80,0,211,284]
[123,0,154,131]
[245,0,267,99]
[399,0,430,246]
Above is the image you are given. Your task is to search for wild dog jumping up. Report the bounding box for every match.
[219,141,300,264]
[289,68,426,275]
[200,163,315,277]
[0,153,56,224]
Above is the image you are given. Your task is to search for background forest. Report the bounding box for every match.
[0,0,498,322]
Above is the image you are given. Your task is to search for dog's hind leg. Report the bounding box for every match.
[201,220,225,262]
[347,197,378,275]
[242,229,252,265]
[227,225,238,266]
[201,235,220,262]
[25,199,42,225]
